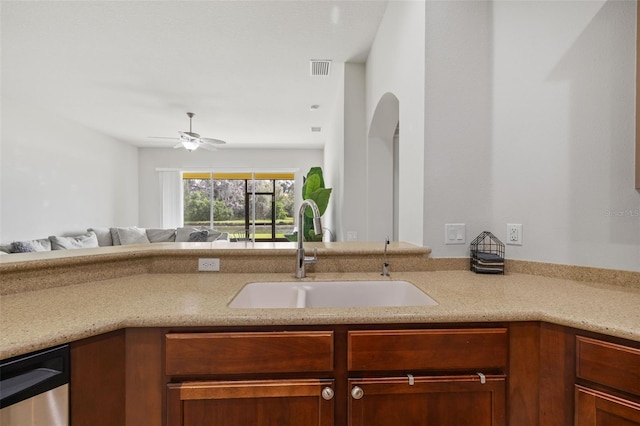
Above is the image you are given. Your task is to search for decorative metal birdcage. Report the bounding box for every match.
[470,231,505,274]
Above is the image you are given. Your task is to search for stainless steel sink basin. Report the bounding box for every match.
[228,280,438,308]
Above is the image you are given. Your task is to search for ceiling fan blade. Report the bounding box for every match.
[198,143,218,151]
[200,138,226,145]
[173,143,183,149]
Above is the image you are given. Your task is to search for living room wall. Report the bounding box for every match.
[1,99,139,243]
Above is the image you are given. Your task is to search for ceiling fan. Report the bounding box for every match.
[150,112,226,152]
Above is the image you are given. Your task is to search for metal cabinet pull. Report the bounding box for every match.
[351,386,364,400]
[321,387,334,400]
[477,372,486,384]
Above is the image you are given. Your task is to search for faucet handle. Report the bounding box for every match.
[304,248,318,264]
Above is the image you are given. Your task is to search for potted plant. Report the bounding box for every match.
[286,167,332,242]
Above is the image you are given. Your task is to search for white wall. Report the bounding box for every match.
[422,0,639,271]
[365,0,426,245]
[323,62,345,242]
[490,0,639,271]
[338,62,367,242]
[1,98,139,243]
[138,147,324,229]
[423,1,495,257]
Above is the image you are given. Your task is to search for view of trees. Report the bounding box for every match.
[183,177,295,239]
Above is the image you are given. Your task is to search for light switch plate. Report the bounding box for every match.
[444,223,466,245]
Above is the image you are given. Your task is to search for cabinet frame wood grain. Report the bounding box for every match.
[575,385,640,425]
[576,335,640,396]
[347,328,508,372]
[165,331,334,376]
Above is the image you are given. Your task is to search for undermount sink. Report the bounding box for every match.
[228,280,438,309]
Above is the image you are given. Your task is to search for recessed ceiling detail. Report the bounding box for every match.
[310,60,332,76]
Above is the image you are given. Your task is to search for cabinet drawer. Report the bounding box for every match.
[348,328,507,371]
[166,331,333,376]
[575,385,640,424]
[576,336,640,396]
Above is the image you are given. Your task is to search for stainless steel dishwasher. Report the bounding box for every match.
[0,345,69,426]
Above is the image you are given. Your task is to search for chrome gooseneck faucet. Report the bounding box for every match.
[296,199,322,278]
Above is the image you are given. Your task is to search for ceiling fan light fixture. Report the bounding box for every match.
[181,140,200,152]
[180,133,200,152]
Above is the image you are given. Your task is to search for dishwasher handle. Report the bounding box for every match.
[0,345,69,409]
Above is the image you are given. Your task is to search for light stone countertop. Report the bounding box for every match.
[1,270,639,359]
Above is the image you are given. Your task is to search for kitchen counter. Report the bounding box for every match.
[1,269,639,359]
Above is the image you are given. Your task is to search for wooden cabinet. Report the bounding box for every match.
[163,327,508,426]
[348,328,508,371]
[165,331,334,375]
[347,328,508,426]
[167,379,335,426]
[349,375,506,426]
[575,386,640,425]
[575,336,640,425]
[69,323,640,425]
[165,331,335,426]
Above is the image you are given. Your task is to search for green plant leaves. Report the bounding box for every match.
[302,167,331,241]
[304,188,332,217]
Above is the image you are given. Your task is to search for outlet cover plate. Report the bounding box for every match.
[198,258,220,271]
[507,224,523,246]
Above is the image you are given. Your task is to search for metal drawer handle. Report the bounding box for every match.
[351,386,364,400]
[322,387,334,400]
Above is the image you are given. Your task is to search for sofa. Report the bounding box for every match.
[0,226,230,255]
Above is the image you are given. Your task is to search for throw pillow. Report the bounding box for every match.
[215,232,230,242]
[88,227,113,246]
[116,227,150,245]
[11,238,51,253]
[176,227,223,242]
[206,229,222,242]
[187,230,209,242]
[49,232,99,250]
[10,241,36,253]
[110,228,122,245]
[175,227,200,242]
[146,228,177,243]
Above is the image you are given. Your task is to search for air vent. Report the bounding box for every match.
[311,126,322,133]
[310,60,332,76]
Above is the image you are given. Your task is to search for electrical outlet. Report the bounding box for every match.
[198,258,220,271]
[347,231,358,241]
[507,224,522,246]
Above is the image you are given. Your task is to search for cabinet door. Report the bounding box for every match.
[575,386,640,425]
[348,375,505,426]
[167,379,334,426]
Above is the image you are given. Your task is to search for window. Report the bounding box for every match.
[183,173,295,241]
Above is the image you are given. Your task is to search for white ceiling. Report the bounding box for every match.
[2,0,388,149]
